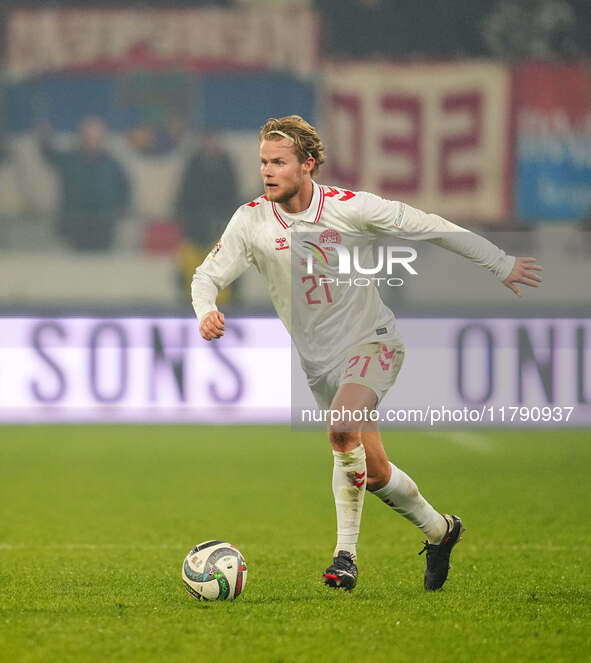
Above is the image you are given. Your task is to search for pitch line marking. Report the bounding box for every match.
[0,543,185,551]
[428,431,493,452]
[0,542,573,552]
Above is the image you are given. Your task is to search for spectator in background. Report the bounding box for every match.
[175,132,238,300]
[38,117,130,251]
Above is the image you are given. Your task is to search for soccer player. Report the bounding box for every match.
[191,115,542,591]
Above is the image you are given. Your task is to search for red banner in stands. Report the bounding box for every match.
[5,8,319,79]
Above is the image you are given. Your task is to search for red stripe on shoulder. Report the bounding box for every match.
[247,194,268,207]
[322,186,356,202]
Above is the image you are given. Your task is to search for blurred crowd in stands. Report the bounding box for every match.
[0,0,590,309]
[0,118,242,300]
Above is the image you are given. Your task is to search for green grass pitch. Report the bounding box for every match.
[1,425,589,662]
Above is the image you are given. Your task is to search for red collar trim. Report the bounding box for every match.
[271,184,325,228]
[271,203,288,229]
[313,186,325,224]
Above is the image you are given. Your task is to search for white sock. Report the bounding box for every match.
[371,462,447,543]
[332,444,367,560]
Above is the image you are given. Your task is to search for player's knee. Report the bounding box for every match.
[328,427,359,451]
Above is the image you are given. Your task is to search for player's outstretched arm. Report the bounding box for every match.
[200,310,225,341]
[502,256,543,297]
[367,199,544,294]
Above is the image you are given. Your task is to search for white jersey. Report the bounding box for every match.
[192,181,515,379]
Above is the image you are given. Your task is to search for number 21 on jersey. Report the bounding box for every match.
[301,275,333,305]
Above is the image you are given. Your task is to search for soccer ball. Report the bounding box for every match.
[182,540,247,601]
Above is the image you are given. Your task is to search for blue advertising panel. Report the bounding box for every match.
[515,63,591,221]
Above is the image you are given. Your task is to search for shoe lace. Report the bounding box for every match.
[332,552,355,571]
[418,518,454,557]
[418,542,441,571]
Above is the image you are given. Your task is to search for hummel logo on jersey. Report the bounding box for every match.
[323,186,356,202]
[275,237,289,251]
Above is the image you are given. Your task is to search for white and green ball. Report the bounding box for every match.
[182,540,247,601]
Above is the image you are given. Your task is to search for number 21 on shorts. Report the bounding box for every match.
[343,355,372,380]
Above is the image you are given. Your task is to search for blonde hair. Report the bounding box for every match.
[259,115,326,176]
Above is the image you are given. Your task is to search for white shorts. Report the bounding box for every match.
[307,339,405,410]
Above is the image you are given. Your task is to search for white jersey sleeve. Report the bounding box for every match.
[191,208,253,321]
[358,192,515,282]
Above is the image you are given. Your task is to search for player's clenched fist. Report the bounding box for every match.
[200,310,225,341]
